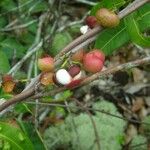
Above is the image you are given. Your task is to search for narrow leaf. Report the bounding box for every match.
[18,121,47,150]
[0,122,34,150]
[124,14,150,47]
[0,50,10,73]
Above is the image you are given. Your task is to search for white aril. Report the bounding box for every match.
[55,69,72,85]
[80,25,89,34]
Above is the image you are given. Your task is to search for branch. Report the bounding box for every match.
[34,56,150,99]
[0,56,149,112]
[0,20,37,32]
[26,101,150,125]
[75,99,101,150]
[54,0,149,63]
[0,0,148,112]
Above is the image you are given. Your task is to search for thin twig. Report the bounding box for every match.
[0,0,34,17]
[65,101,82,150]
[8,13,47,75]
[0,20,37,32]
[75,0,96,6]
[26,101,150,126]
[55,0,149,63]
[35,56,150,99]
[75,99,101,150]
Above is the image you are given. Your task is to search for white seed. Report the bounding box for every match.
[55,69,72,85]
[80,25,89,34]
[73,71,82,80]
[73,70,86,80]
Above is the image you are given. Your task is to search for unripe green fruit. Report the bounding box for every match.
[83,49,105,73]
[96,8,120,28]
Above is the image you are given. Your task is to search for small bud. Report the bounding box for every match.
[55,69,72,85]
[40,72,54,86]
[80,25,89,34]
[38,55,54,72]
[85,16,98,29]
[71,49,85,62]
[2,75,16,93]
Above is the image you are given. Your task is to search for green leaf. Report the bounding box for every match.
[0,122,34,150]
[90,2,103,16]
[0,50,10,73]
[50,32,72,56]
[102,0,125,10]
[90,0,125,16]
[124,14,150,47]
[0,0,16,11]
[1,38,26,59]
[14,103,32,114]
[95,21,129,55]
[94,3,150,55]
[17,121,47,150]
[0,17,7,28]
[29,1,48,14]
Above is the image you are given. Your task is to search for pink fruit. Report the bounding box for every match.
[38,56,54,72]
[83,49,105,73]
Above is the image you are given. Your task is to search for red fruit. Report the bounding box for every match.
[71,49,85,62]
[38,56,54,72]
[68,65,81,78]
[83,49,105,73]
[66,79,83,89]
[40,72,54,86]
[85,16,98,29]
[2,75,16,93]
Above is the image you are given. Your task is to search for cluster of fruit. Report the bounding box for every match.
[80,8,120,34]
[86,8,119,29]
[1,8,120,93]
[38,49,105,89]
